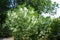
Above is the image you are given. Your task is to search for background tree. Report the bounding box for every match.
[17,0,59,15]
[0,0,58,14]
[48,17,60,40]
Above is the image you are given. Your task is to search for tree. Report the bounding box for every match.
[0,0,8,12]
[0,0,58,14]
[48,17,60,40]
[17,0,59,15]
[4,6,53,40]
[0,0,59,40]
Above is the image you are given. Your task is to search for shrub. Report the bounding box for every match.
[5,6,54,40]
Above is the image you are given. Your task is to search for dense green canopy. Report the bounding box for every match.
[17,0,59,14]
[0,0,59,14]
[0,0,60,40]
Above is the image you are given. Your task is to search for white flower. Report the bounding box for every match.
[40,31,44,34]
[34,20,36,24]
[10,27,14,30]
[13,28,17,32]
[24,12,27,17]
[23,7,28,17]
[11,12,18,18]
[19,8,23,13]
[24,7,28,13]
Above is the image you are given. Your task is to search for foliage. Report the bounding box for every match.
[0,0,8,12]
[0,0,60,40]
[5,6,38,40]
[48,17,60,40]
[4,6,54,40]
[0,23,13,38]
[17,0,59,15]
[0,0,59,14]
[0,11,12,38]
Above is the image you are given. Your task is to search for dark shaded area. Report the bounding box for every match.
[48,18,60,40]
[0,11,7,24]
[17,0,25,5]
[0,0,16,38]
[0,26,13,38]
[0,0,8,23]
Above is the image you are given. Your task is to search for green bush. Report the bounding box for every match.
[4,6,54,40]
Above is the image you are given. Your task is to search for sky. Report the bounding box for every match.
[42,0,60,18]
